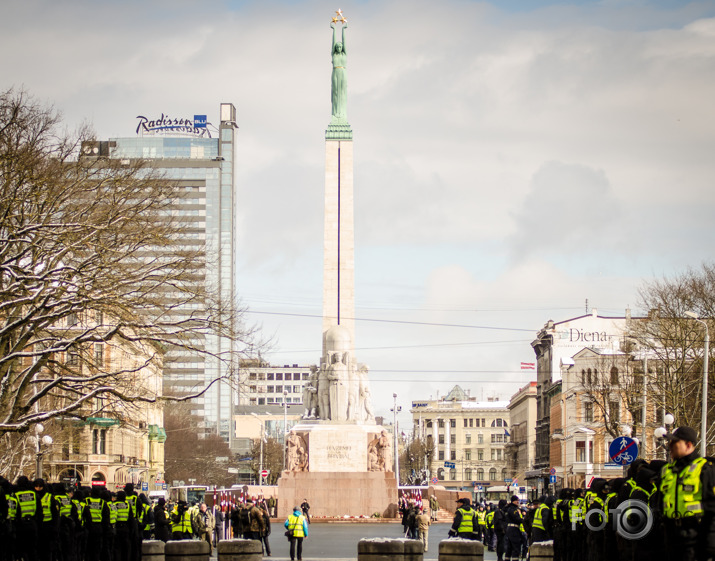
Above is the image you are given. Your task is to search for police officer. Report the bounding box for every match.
[52,482,76,561]
[114,491,135,561]
[84,486,109,561]
[15,475,42,561]
[659,426,715,561]
[503,495,523,561]
[475,504,487,541]
[449,497,479,540]
[531,496,553,544]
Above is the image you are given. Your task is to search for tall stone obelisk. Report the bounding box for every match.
[322,11,355,358]
[277,13,396,518]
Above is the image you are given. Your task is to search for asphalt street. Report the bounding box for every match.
[249,522,500,561]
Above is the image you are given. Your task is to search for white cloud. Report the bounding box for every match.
[2,0,715,419]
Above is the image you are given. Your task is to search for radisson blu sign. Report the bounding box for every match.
[136,113,211,137]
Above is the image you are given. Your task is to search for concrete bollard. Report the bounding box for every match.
[358,538,423,561]
[438,538,484,561]
[217,539,263,561]
[142,540,166,561]
[529,541,554,561]
[165,540,210,561]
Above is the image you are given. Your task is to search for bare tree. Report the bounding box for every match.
[0,89,256,435]
[629,263,715,450]
[248,437,284,485]
[163,401,240,487]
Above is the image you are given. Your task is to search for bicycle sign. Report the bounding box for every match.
[609,436,639,466]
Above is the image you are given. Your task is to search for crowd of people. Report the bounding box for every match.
[0,477,286,561]
[445,426,715,561]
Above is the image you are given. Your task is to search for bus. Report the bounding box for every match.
[168,485,208,505]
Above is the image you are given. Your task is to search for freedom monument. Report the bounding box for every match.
[277,12,398,518]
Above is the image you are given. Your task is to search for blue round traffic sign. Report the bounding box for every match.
[609,436,639,465]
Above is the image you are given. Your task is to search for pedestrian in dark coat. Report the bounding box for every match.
[153,498,170,542]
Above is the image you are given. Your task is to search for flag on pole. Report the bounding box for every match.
[520,362,535,370]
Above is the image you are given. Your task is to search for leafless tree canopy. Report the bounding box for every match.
[628,263,714,447]
[0,89,255,434]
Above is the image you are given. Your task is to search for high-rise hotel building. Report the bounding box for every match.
[82,104,238,447]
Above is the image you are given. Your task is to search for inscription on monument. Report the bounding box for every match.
[327,444,352,460]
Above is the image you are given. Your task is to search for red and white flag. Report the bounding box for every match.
[520,362,535,370]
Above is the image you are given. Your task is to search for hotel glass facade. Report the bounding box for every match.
[88,104,238,447]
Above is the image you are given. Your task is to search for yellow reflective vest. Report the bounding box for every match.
[660,457,708,518]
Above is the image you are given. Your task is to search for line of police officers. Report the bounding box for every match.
[0,477,160,561]
[445,426,715,561]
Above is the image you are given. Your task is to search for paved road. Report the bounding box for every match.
[245,522,499,561]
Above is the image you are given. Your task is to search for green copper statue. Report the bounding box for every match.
[330,17,348,124]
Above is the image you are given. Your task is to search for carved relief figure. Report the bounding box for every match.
[357,363,375,423]
[302,365,319,419]
[317,362,331,420]
[377,429,392,472]
[286,430,308,472]
[327,351,349,421]
[367,430,392,472]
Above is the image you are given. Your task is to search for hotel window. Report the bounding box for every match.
[450,450,456,461]
[478,449,484,461]
[276,373,283,380]
[465,449,472,461]
[610,367,619,385]
[450,419,456,428]
[465,468,472,480]
[478,434,484,444]
[293,385,300,393]
[477,468,484,480]
[450,434,456,445]
[267,373,274,380]
[285,373,292,381]
[450,468,457,480]
[489,468,497,481]
[439,434,445,445]
[267,385,274,393]
[275,385,283,393]
[465,434,471,445]
[438,451,444,461]
[438,419,444,428]
[469,419,474,427]
[464,419,468,428]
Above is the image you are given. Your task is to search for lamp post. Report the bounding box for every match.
[391,393,401,485]
[251,413,265,485]
[34,424,53,479]
[686,311,709,456]
[283,390,288,470]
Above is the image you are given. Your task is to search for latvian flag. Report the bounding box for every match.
[520,362,535,370]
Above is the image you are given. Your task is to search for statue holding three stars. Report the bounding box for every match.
[330,10,348,124]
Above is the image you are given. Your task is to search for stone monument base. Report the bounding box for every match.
[278,470,398,519]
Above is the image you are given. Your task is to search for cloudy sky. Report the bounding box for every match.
[3,0,715,425]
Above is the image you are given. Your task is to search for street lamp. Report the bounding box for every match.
[283,390,288,470]
[251,413,265,485]
[391,393,401,484]
[33,424,53,479]
[686,311,710,456]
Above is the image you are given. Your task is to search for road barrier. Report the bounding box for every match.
[217,539,264,561]
[438,538,484,561]
[165,540,210,561]
[529,541,554,561]
[142,540,165,561]
[357,537,423,561]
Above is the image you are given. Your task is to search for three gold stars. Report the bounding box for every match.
[331,9,347,24]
